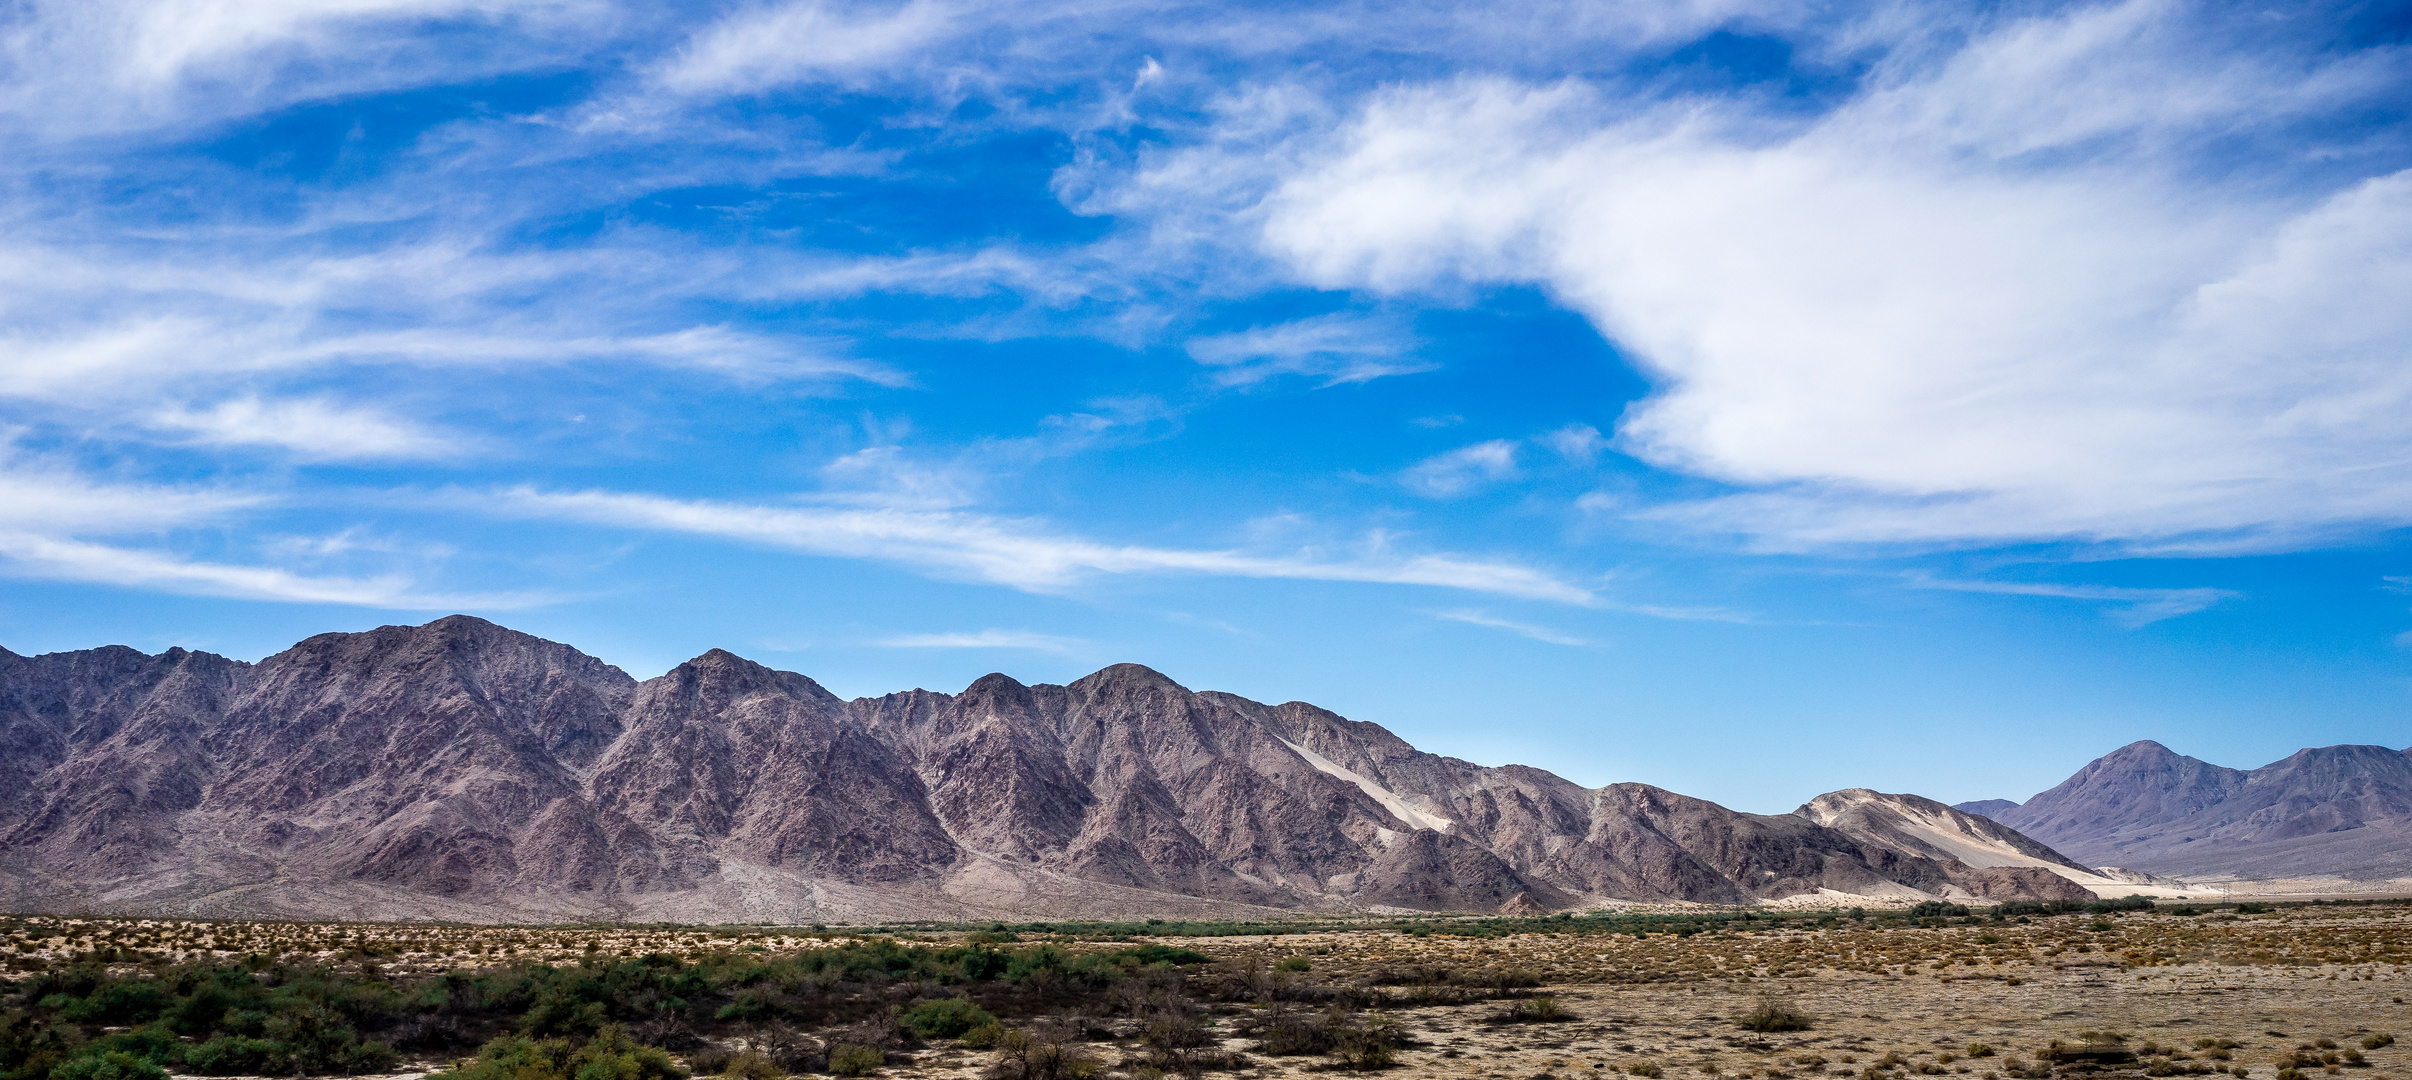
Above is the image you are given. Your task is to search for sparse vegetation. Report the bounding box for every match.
[1740,993,1813,1032]
[0,901,2404,1079]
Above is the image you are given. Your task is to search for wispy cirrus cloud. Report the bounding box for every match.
[491,486,1596,603]
[0,451,533,608]
[0,530,544,608]
[654,0,957,95]
[1400,440,1518,497]
[147,395,466,461]
[1184,313,1431,387]
[1906,576,2236,627]
[874,628,1087,652]
[1431,608,1589,646]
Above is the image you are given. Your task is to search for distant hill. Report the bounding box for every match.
[0,616,2079,923]
[1795,789,2110,901]
[1952,799,2019,818]
[1998,740,2412,880]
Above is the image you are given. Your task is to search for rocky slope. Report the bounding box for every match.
[1795,789,2110,901]
[0,617,2073,922]
[1992,740,2412,881]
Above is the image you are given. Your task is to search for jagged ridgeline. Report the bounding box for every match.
[0,617,2087,923]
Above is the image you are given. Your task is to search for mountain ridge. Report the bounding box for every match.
[1997,739,2412,881]
[0,616,2091,922]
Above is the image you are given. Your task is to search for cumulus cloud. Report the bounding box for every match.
[1243,0,2412,550]
[1401,440,1518,497]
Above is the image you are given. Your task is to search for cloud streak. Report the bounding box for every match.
[493,486,1597,603]
[875,628,1087,652]
[1431,609,1589,646]
[1906,576,2236,627]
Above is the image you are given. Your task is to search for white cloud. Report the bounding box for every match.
[148,395,463,461]
[1401,439,1517,497]
[1432,608,1588,646]
[1184,313,1431,386]
[492,485,1596,603]
[0,0,604,133]
[875,628,1086,652]
[0,451,524,607]
[0,530,540,608]
[655,0,956,94]
[1239,0,2412,550]
[0,456,261,531]
[1907,576,2236,627]
[1543,423,1605,465]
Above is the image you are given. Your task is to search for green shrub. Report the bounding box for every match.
[2361,1036,2394,1051]
[1907,902,1970,919]
[826,1044,882,1077]
[1627,1060,1664,1077]
[51,1051,169,1080]
[1105,946,1210,967]
[2088,896,2156,914]
[717,1051,783,1080]
[1275,956,1311,973]
[59,984,170,1025]
[900,997,995,1039]
[181,1035,282,1074]
[960,1023,1002,1050]
[433,1027,685,1080]
[1968,1045,1995,1058]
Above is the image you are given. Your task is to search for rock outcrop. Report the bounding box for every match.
[0,616,2045,922]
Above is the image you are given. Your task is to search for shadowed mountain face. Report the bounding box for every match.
[1952,799,2019,819]
[1998,740,2412,880]
[0,618,2066,922]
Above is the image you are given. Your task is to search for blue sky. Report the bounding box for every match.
[2,0,2410,814]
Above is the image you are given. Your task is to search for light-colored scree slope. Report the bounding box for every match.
[1278,736,1456,833]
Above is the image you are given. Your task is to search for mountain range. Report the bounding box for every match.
[1958,739,2412,883]
[0,616,2127,923]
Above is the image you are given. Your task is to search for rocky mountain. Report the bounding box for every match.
[1995,740,2412,881]
[0,617,2081,923]
[1794,789,2105,902]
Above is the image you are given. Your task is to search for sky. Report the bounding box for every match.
[1,0,2409,814]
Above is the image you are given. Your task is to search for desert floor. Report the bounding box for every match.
[8,902,2408,1080]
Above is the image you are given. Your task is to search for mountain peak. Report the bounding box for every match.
[1072,662,1189,692]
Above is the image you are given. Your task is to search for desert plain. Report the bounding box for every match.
[5,901,2408,1080]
